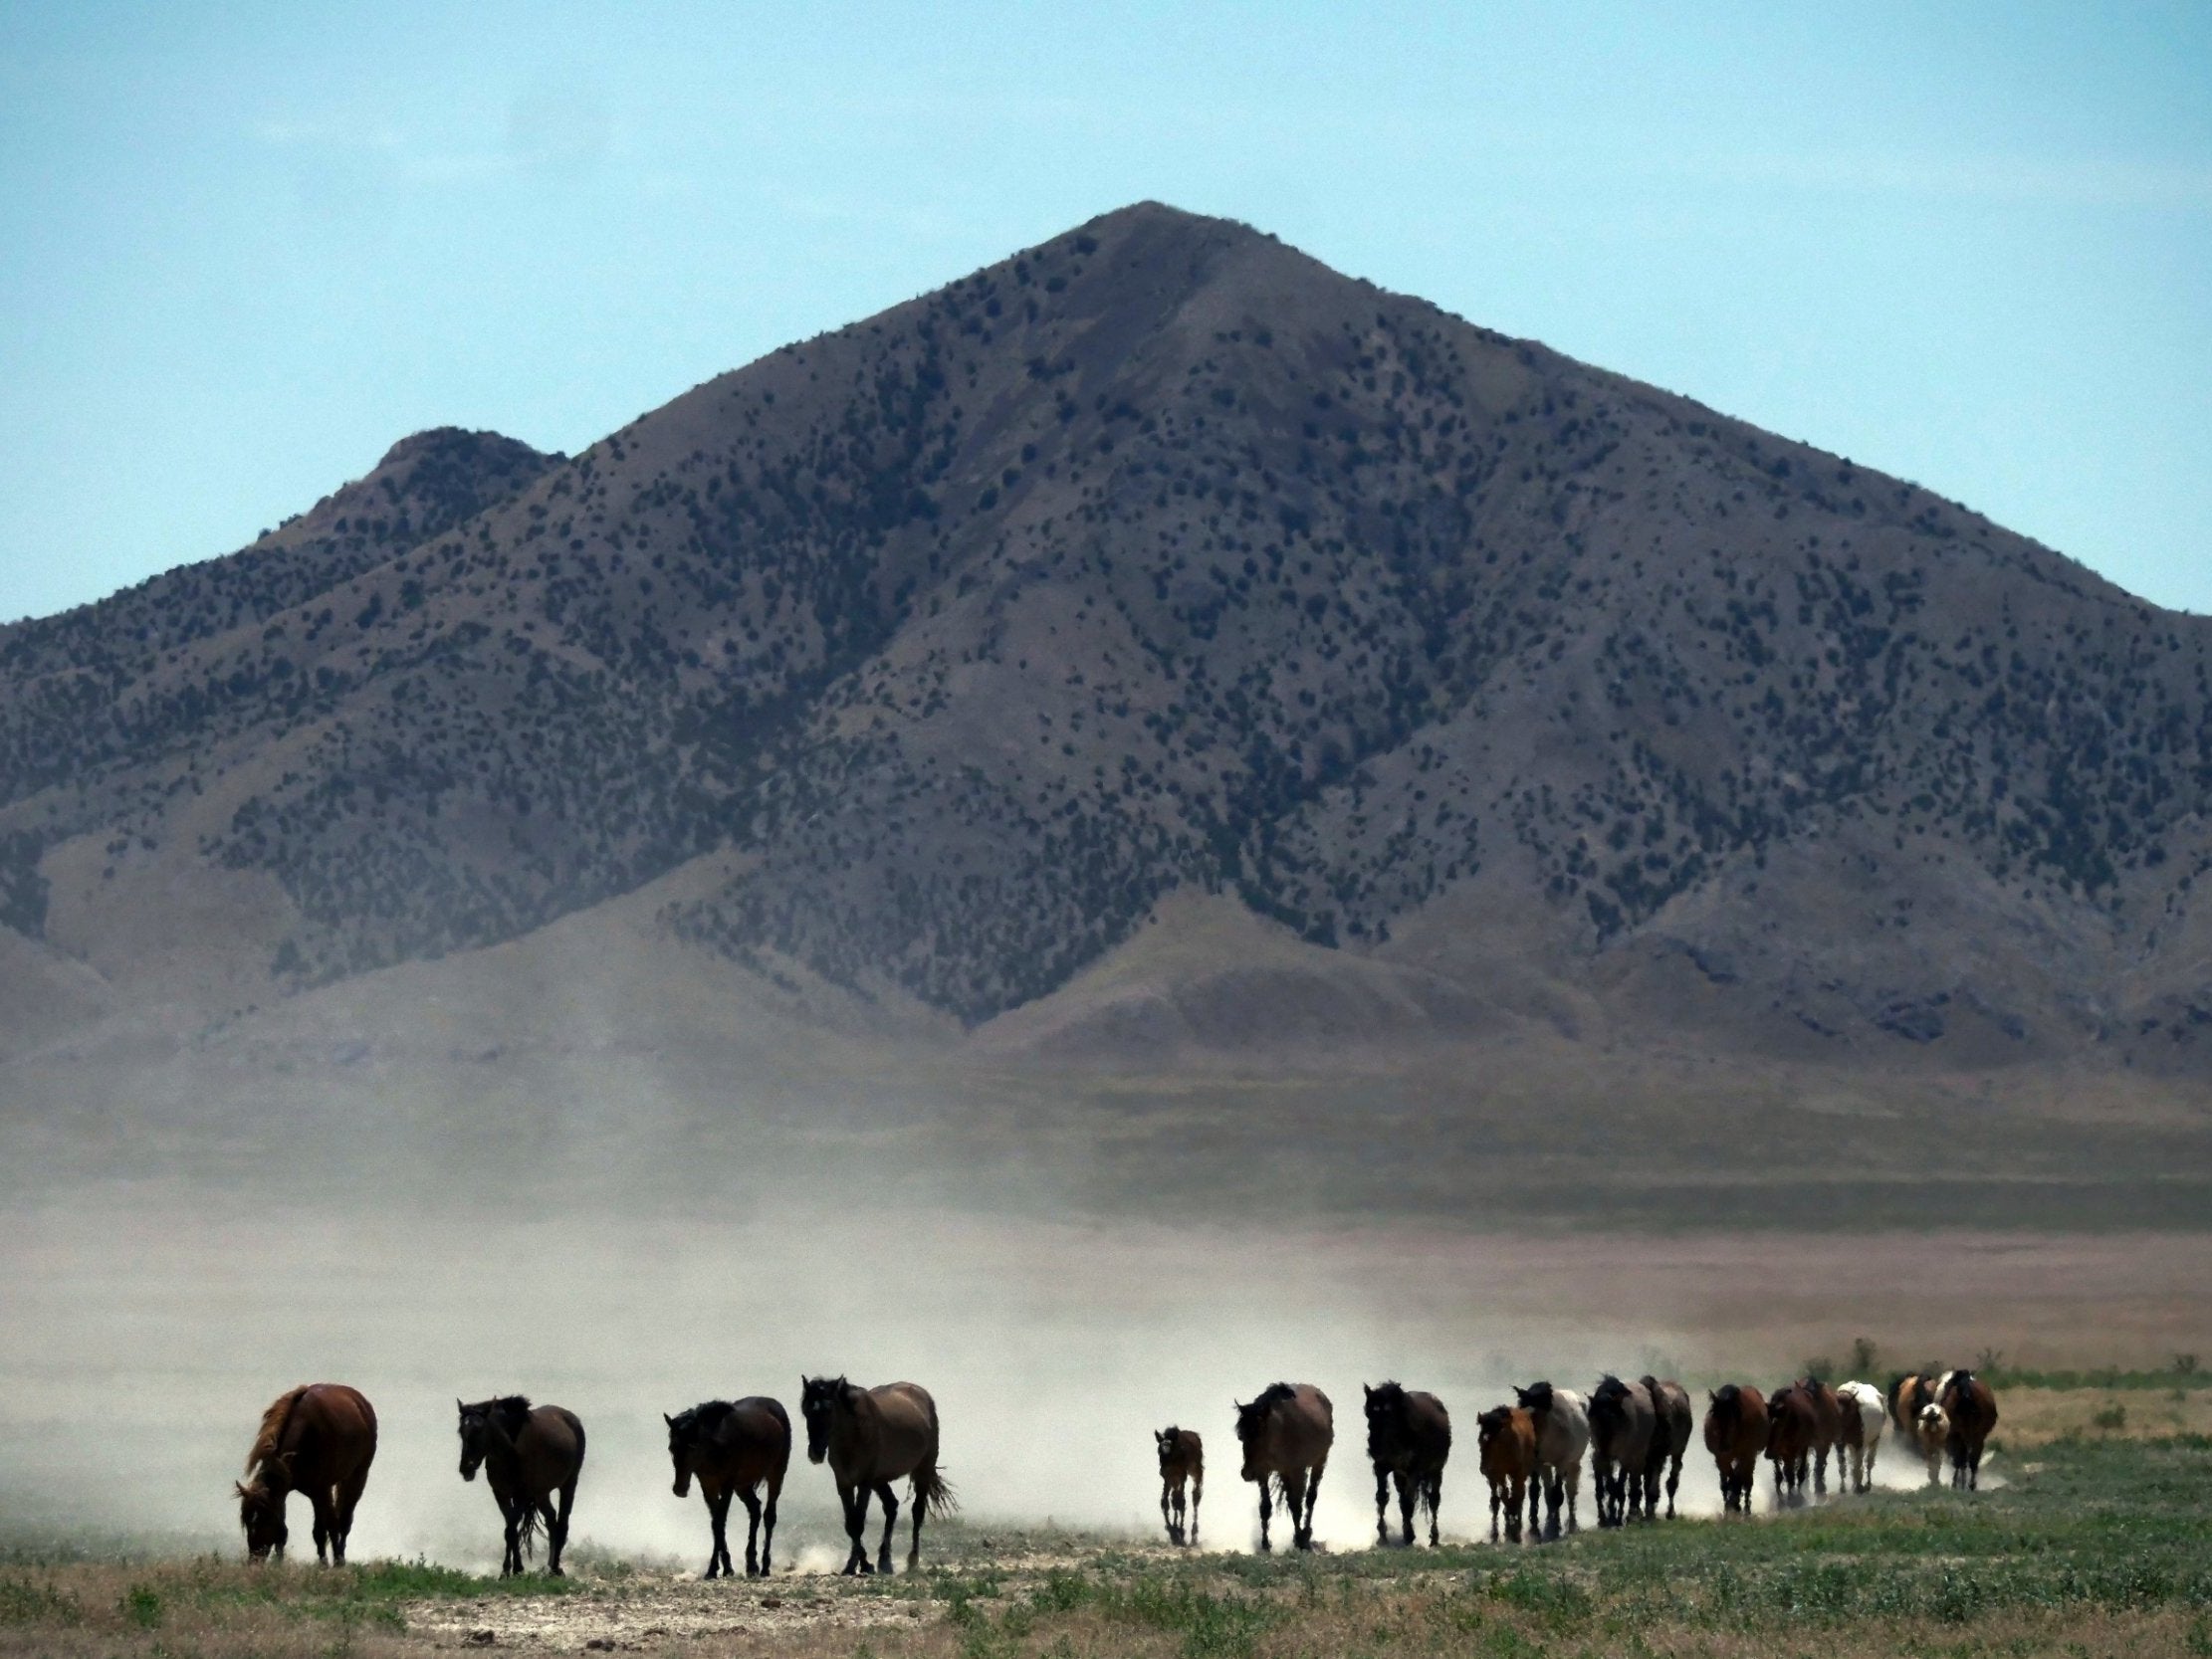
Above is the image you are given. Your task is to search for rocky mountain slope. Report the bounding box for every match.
[5,202,2210,1077]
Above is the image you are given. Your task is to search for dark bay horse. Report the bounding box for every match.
[1639,1376,1693,1520]
[458,1396,585,1576]
[1765,1380,1817,1506]
[1938,1369,1999,1491]
[236,1383,377,1564]
[1234,1382,1333,1552]
[667,1397,790,1578]
[1804,1378,1842,1496]
[1587,1376,1655,1527]
[1363,1382,1450,1548]
[800,1376,954,1575]
[1476,1405,1537,1544]
[1515,1382,1589,1540]
[1702,1384,1767,1515]
[1154,1427,1204,1546]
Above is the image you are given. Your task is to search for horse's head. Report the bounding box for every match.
[1515,1380,1554,1418]
[235,1467,289,1561]
[1154,1427,1178,1467]
[665,1407,701,1498]
[456,1399,492,1482]
[1363,1382,1406,1461]
[799,1375,849,1466]
[1475,1405,1510,1454]
[1917,1402,1949,1439]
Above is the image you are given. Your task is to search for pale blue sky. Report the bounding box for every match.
[3,1,2207,625]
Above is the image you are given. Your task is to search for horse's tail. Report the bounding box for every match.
[515,1501,540,1559]
[912,1462,959,1520]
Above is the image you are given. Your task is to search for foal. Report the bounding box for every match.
[1154,1427,1204,1546]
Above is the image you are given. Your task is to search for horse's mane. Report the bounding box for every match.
[679,1398,737,1434]
[244,1385,309,1482]
[1712,1382,1741,1412]
[488,1395,532,1433]
[1368,1379,1406,1406]
[1593,1373,1627,1401]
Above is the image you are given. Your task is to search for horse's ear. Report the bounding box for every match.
[1363,1383,1374,1401]
[456,1397,466,1414]
[664,1412,675,1427]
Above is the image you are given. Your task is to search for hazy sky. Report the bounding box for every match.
[2,1,2207,626]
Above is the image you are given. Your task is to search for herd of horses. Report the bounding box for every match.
[232,1367,1998,1573]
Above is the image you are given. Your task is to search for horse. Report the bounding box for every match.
[1888,1371,1942,1440]
[1938,1369,1998,1491]
[1233,1382,1333,1552]
[1702,1384,1767,1515]
[800,1376,954,1575]
[1639,1376,1693,1520]
[1587,1375,1655,1527]
[235,1383,377,1564]
[1514,1381,1589,1540]
[1154,1427,1204,1546]
[1913,1402,1951,1485]
[1363,1382,1450,1548]
[1804,1378,1843,1495]
[667,1397,790,1578]
[457,1396,585,1576]
[1765,1380,1817,1506]
[1836,1381,1886,1493]
[1475,1406,1536,1544]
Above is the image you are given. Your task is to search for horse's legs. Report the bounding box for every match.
[1397,1470,1418,1548]
[1256,1481,1273,1552]
[907,1475,928,1572]
[1190,1474,1202,1547]
[706,1489,733,1579]
[1487,1478,1500,1543]
[1523,1469,1540,1541]
[1280,1472,1307,1551]
[549,1483,573,1576]
[1372,1466,1391,1546]
[1301,1462,1325,1550]
[1566,1465,1580,1535]
[872,1479,900,1576]
[1665,1453,1681,1520]
[738,1487,764,1577]
[838,1482,870,1575]
[1428,1471,1443,1548]
[309,1485,334,1566]
[1814,1444,1828,1497]
[762,1474,782,1575]
[501,1495,523,1576]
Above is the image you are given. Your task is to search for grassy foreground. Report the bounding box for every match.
[4,1437,2208,1658]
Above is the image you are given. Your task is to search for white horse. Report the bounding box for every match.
[1838,1380,1886,1492]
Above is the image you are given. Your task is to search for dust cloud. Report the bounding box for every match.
[4,1175,1744,1563]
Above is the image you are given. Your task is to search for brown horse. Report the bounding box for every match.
[1475,1406,1537,1544]
[235,1383,377,1564]
[1639,1376,1693,1520]
[1587,1376,1655,1527]
[666,1397,790,1578]
[458,1396,585,1576]
[1938,1369,1999,1491]
[1888,1371,1942,1440]
[800,1376,954,1575]
[1363,1382,1450,1548]
[1234,1382,1333,1552]
[1154,1427,1204,1546]
[1804,1378,1842,1495]
[1515,1382,1589,1540]
[1765,1380,1817,1506]
[1702,1384,1767,1514]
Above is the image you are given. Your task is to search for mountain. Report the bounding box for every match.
[6,201,2212,1082]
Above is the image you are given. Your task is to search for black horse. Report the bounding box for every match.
[456,1396,585,1576]
[665,1398,791,1578]
[1363,1382,1451,1547]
